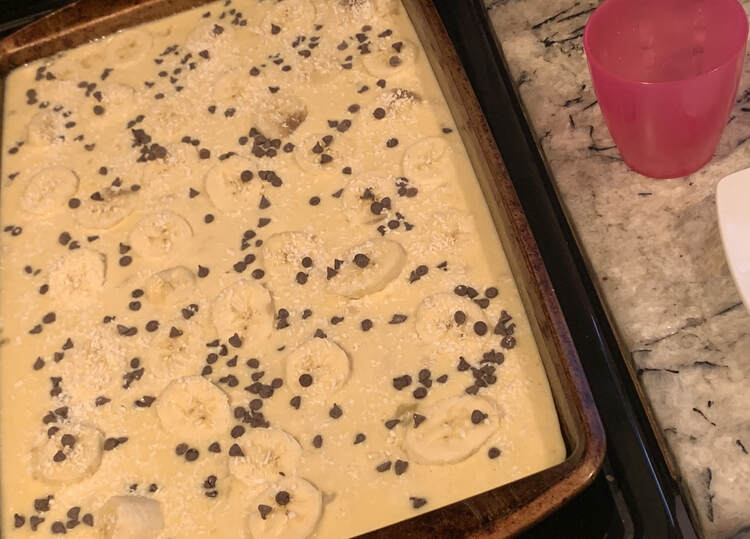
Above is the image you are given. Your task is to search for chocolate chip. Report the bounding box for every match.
[275,491,290,505]
[145,320,159,332]
[457,357,471,371]
[474,298,490,309]
[376,461,392,472]
[296,272,308,284]
[185,448,199,461]
[299,374,313,387]
[169,327,183,338]
[373,107,386,119]
[329,403,343,419]
[385,419,400,429]
[471,409,488,424]
[81,514,94,526]
[394,460,409,475]
[290,396,301,409]
[228,333,243,348]
[413,387,427,399]
[410,497,427,509]
[51,521,67,534]
[208,442,221,453]
[353,253,370,268]
[473,321,488,336]
[393,375,412,390]
[231,425,245,438]
[53,450,66,462]
[501,335,516,349]
[354,433,366,444]
[29,516,45,531]
[389,314,407,324]
[485,287,498,298]
[258,503,273,520]
[14,514,25,528]
[312,434,323,448]
[488,447,501,459]
[198,265,210,278]
[386,137,399,148]
[436,374,448,383]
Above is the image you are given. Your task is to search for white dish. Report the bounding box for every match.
[717,167,750,308]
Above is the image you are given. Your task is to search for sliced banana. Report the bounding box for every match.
[414,293,490,355]
[185,18,234,54]
[294,132,344,175]
[247,477,323,539]
[27,110,66,146]
[156,376,232,442]
[20,167,79,215]
[148,323,209,382]
[211,279,275,342]
[404,395,498,464]
[129,211,192,258]
[362,39,417,78]
[100,496,164,539]
[214,70,254,102]
[261,1,317,35]
[228,428,302,493]
[49,248,106,303]
[403,137,455,188]
[204,156,262,214]
[256,95,308,139]
[327,238,406,298]
[262,231,325,290]
[285,338,350,399]
[72,188,136,230]
[31,423,104,484]
[144,266,196,306]
[341,172,397,224]
[106,29,153,68]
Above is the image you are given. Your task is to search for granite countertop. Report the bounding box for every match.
[485,1,750,537]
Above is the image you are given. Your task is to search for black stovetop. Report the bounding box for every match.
[0,1,698,537]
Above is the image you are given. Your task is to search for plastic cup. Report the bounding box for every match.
[583,0,748,179]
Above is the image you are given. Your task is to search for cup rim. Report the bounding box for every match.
[583,0,749,85]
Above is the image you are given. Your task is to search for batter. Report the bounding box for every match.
[0,0,565,537]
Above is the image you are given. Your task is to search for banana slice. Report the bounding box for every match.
[27,110,66,146]
[72,188,136,230]
[100,496,164,539]
[20,167,79,215]
[156,376,232,442]
[144,266,196,306]
[403,137,455,188]
[341,172,397,225]
[106,29,153,68]
[211,279,275,342]
[31,423,104,484]
[148,323,209,382]
[247,477,323,539]
[261,1,317,35]
[185,19,234,54]
[129,211,192,258]
[285,338,350,399]
[294,132,344,175]
[404,395,499,464]
[327,238,406,298]
[228,428,302,493]
[262,231,325,290]
[334,0,401,21]
[414,293,490,355]
[256,95,308,139]
[362,39,418,78]
[49,248,106,303]
[204,156,263,214]
[214,70,253,102]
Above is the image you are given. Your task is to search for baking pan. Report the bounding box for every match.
[0,1,606,536]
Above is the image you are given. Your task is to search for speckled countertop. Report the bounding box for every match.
[484,1,750,537]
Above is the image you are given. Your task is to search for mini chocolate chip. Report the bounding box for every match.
[329,403,343,419]
[82,514,94,526]
[296,272,308,284]
[376,461,392,472]
[394,460,409,475]
[454,311,466,324]
[14,514,25,528]
[473,321,488,336]
[386,137,399,148]
[51,521,66,534]
[175,443,188,456]
[145,320,159,332]
[169,327,183,338]
[457,357,471,371]
[290,396,301,409]
[258,504,273,520]
[410,497,427,509]
[488,447,502,459]
[353,253,370,268]
[275,491,290,505]
[413,387,427,399]
[393,375,412,390]
[471,409,488,424]
[436,374,448,383]
[209,442,221,453]
[231,425,245,438]
[185,448,199,461]
[228,333,243,348]
[299,373,313,387]
[485,287,498,298]
[385,419,400,429]
[312,434,323,448]
[198,265,210,278]
[389,314,407,324]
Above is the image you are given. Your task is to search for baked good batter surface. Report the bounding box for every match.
[0,1,565,537]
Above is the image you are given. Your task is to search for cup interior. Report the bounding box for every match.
[585,0,749,83]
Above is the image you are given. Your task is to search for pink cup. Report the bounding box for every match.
[583,0,749,179]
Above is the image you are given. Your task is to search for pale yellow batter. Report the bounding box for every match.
[0,1,565,537]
